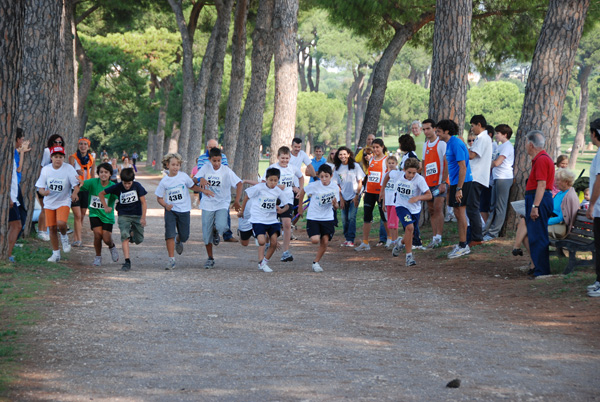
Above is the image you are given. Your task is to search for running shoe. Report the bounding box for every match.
[448,244,470,259]
[406,255,417,266]
[175,240,184,255]
[340,241,355,247]
[212,228,220,246]
[47,253,60,263]
[121,261,131,271]
[280,250,294,262]
[93,256,102,266]
[8,256,15,263]
[165,259,176,270]
[38,231,50,242]
[109,245,119,262]
[259,260,273,273]
[385,239,393,249]
[588,287,600,297]
[427,237,442,249]
[355,242,371,252]
[71,240,83,247]
[587,281,600,291]
[60,234,71,253]
[392,241,405,257]
[312,262,323,272]
[204,258,215,269]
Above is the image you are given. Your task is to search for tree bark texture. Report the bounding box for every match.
[60,0,78,153]
[0,0,24,257]
[297,44,308,92]
[355,67,373,146]
[569,64,592,169]
[269,0,299,164]
[146,129,155,167]
[222,0,249,168]
[18,0,62,237]
[204,0,235,142]
[428,0,472,132]
[75,32,93,139]
[235,0,274,180]
[168,122,181,154]
[507,0,589,230]
[345,69,362,148]
[155,77,172,166]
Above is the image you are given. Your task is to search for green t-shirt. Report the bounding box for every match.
[80,178,118,224]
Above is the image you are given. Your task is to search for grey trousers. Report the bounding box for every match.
[483,178,513,238]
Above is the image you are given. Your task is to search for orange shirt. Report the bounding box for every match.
[365,156,387,194]
[424,138,443,187]
[71,152,95,182]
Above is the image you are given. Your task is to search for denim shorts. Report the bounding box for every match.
[164,209,190,241]
[201,209,229,244]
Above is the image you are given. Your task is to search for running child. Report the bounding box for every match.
[35,145,80,262]
[79,162,120,266]
[239,168,288,273]
[194,147,243,269]
[155,153,205,270]
[99,168,147,271]
[381,158,431,266]
[264,146,303,262]
[382,156,399,249]
[297,164,340,272]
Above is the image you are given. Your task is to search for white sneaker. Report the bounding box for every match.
[384,239,393,249]
[412,245,426,250]
[427,237,442,249]
[406,255,417,266]
[588,287,600,297]
[587,281,600,290]
[355,242,371,252]
[448,244,471,259]
[93,256,102,266]
[483,234,495,242]
[312,262,323,272]
[392,241,405,257]
[259,260,273,273]
[165,259,176,270]
[109,246,119,262]
[340,241,354,247]
[60,234,71,253]
[38,231,50,241]
[47,253,60,263]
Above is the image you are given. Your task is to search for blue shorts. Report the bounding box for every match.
[395,206,420,229]
[9,203,20,222]
[252,223,281,238]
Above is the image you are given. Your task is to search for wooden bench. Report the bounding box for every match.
[551,210,595,275]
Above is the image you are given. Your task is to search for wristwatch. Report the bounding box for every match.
[532,204,537,208]
[456,187,462,191]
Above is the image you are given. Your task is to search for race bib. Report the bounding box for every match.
[368,171,381,183]
[166,186,184,203]
[280,175,293,188]
[425,162,438,177]
[318,192,336,206]
[120,190,138,204]
[47,178,65,193]
[385,181,395,191]
[396,182,412,198]
[206,174,222,188]
[89,195,103,209]
[259,196,277,211]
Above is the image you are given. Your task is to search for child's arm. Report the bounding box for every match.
[71,185,80,202]
[140,195,147,226]
[379,173,390,203]
[238,193,249,218]
[233,181,243,211]
[157,196,173,211]
[297,189,306,216]
[409,189,432,204]
[276,198,289,215]
[243,179,259,186]
[98,190,112,213]
[295,175,305,198]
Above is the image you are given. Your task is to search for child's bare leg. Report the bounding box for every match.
[122,239,130,259]
[282,217,291,251]
[205,243,213,258]
[314,236,329,263]
[92,227,103,256]
[166,238,175,258]
[404,224,414,254]
[256,234,266,261]
[265,233,279,260]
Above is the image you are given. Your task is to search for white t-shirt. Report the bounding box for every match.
[470,130,493,187]
[492,141,514,180]
[290,150,312,186]
[389,170,430,214]
[590,148,600,218]
[263,162,302,205]
[245,183,285,225]
[303,181,340,221]
[333,163,365,201]
[384,168,398,205]
[155,171,195,213]
[41,148,51,167]
[195,164,241,212]
[238,197,254,232]
[35,163,80,210]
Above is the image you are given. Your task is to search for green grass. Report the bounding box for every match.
[0,238,72,396]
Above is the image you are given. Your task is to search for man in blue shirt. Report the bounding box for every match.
[196,139,236,242]
[309,146,326,182]
[436,119,473,259]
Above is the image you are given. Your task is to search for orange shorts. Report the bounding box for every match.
[45,206,70,227]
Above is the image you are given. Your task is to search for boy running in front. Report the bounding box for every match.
[99,168,147,271]
[194,147,243,269]
[297,164,340,272]
[239,168,288,273]
[79,162,120,266]
[35,145,80,262]
[380,158,432,266]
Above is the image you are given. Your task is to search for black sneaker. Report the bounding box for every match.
[212,228,220,246]
[121,261,131,271]
[512,248,524,256]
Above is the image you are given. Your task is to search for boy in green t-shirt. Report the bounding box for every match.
[79,162,119,266]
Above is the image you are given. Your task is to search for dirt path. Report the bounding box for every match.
[9,168,600,401]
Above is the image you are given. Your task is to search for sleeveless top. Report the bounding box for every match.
[423,138,443,187]
[365,156,387,194]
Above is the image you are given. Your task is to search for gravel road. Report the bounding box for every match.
[10,170,599,401]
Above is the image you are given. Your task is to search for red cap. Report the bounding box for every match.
[50,146,66,155]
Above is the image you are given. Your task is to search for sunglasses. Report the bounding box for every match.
[468,139,474,143]
[53,140,63,144]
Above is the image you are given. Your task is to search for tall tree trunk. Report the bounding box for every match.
[168,122,181,154]
[156,77,172,166]
[146,129,155,167]
[355,67,373,144]
[1,0,24,257]
[269,0,299,164]
[357,17,433,148]
[222,0,249,169]
[506,0,589,232]
[307,54,315,92]
[75,33,92,139]
[204,0,235,142]
[569,64,592,169]
[297,46,308,92]
[188,24,218,170]
[314,56,320,92]
[18,0,62,237]
[428,0,472,132]
[61,0,78,153]
[345,69,362,148]
[236,0,274,180]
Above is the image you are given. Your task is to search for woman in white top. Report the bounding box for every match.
[483,124,515,240]
[333,146,365,247]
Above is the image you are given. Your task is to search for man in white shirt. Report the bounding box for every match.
[289,138,316,231]
[467,114,492,245]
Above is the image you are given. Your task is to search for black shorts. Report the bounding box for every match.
[71,191,89,209]
[479,185,492,212]
[239,229,254,241]
[9,203,20,222]
[362,192,386,223]
[277,203,294,219]
[448,181,472,208]
[306,219,335,240]
[89,216,113,232]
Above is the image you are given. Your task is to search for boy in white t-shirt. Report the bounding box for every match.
[239,168,289,273]
[380,158,431,266]
[35,146,80,262]
[194,148,243,269]
[264,146,303,263]
[297,164,340,272]
[155,153,204,270]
